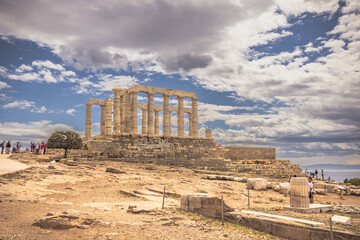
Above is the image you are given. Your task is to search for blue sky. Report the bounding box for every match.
[0,0,359,165]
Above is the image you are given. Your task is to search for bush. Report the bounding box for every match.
[47,131,82,158]
[348,178,360,186]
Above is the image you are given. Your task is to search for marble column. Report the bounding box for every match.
[177,96,184,137]
[154,109,160,136]
[120,95,124,133]
[105,99,112,136]
[147,93,155,135]
[141,108,147,135]
[85,103,92,138]
[188,113,192,137]
[100,104,105,136]
[123,93,131,134]
[191,97,199,137]
[113,91,120,135]
[130,92,138,134]
[162,94,171,137]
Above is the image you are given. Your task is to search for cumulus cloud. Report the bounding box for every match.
[2,99,49,114]
[3,100,35,109]
[0,81,10,89]
[66,108,76,116]
[0,120,75,142]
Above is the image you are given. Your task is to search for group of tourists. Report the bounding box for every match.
[304,168,327,180]
[29,142,47,155]
[0,140,22,154]
[0,140,47,155]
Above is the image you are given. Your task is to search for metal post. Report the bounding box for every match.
[162,186,166,209]
[330,217,334,240]
[221,195,224,226]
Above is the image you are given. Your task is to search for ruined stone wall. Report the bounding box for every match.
[225,146,276,160]
[85,135,228,170]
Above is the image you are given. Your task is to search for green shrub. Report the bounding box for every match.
[348,178,360,186]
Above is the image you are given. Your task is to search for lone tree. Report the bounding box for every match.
[47,131,83,158]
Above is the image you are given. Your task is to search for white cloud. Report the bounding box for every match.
[15,64,33,72]
[2,99,49,114]
[0,81,10,89]
[30,106,47,113]
[4,60,76,83]
[32,60,64,71]
[0,120,75,142]
[66,108,76,116]
[73,74,138,94]
[3,100,35,109]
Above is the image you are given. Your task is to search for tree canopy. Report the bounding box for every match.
[47,131,82,158]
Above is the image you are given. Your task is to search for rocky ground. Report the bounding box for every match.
[0,152,359,239]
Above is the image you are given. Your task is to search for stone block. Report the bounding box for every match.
[314,189,327,195]
[325,184,335,193]
[331,215,351,224]
[247,178,267,190]
[313,183,326,189]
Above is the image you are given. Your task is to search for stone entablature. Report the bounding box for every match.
[85,85,199,138]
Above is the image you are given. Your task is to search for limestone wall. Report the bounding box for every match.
[225,146,276,160]
[85,135,228,171]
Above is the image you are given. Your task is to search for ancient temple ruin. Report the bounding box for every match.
[85,85,200,139]
[82,85,302,178]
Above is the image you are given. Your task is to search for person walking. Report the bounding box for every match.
[40,141,46,155]
[35,142,40,155]
[5,140,11,154]
[0,141,4,154]
[314,169,318,178]
[321,169,324,179]
[308,177,314,204]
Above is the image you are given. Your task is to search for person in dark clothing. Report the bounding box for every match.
[321,169,324,179]
[5,141,11,154]
[315,169,318,178]
[0,141,4,154]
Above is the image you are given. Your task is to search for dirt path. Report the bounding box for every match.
[0,153,29,175]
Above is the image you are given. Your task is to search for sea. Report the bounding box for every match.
[309,169,360,183]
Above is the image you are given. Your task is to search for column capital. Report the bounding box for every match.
[191,97,199,101]
[129,90,138,95]
[85,103,92,107]
[176,95,184,99]
[162,93,171,97]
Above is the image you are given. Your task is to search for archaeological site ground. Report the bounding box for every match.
[1,85,359,240]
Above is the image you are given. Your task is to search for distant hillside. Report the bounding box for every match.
[301,164,360,170]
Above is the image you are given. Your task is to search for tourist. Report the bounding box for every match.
[344,178,348,184]
[43,142,46,154]
[314,169,318,178]
[304,169,308,176]
[12,144,16,153]
[0,140,4,154]
[35,142,40,155]
[40,141,46,155]
[29,142,33,152]
[15,142,21,153]
[310,172,314,178]
[308,177,314,204]
[5,140,11,154]
[321,169,324,179]
[328,176,331,182]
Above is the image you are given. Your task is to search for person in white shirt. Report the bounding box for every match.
[308,177,314,203]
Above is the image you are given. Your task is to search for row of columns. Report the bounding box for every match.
[85,90,199,138]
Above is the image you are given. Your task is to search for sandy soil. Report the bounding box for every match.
[0,152,359,239]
